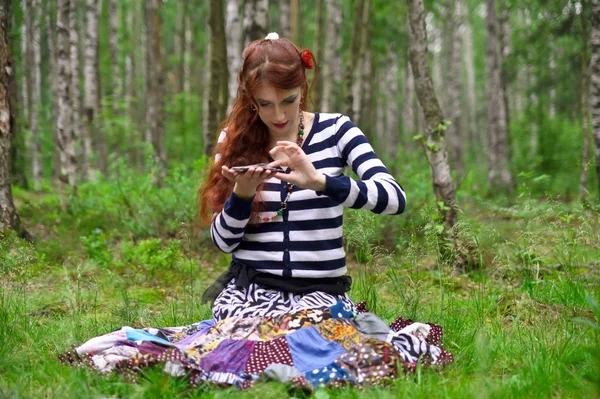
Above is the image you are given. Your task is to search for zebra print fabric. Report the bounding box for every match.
[212,278,357,322]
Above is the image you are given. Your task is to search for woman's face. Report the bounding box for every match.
[253,83,302,138]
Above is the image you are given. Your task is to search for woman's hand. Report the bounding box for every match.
[269,141,326,191]
[221,165,274,199]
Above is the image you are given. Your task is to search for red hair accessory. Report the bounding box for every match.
[300,50,314,69]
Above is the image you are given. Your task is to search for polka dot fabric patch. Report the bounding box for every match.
[245,336,294,374]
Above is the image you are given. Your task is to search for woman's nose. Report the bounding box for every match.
[274,105,285,121]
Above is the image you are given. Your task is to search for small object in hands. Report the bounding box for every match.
[230,163,283,173]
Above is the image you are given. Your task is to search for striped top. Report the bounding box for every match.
[210,113,406,278]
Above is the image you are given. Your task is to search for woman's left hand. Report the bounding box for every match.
[269,141,326,191]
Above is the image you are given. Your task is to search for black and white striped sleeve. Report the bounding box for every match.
[319,115,406,214]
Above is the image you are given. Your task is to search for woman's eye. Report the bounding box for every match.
[259,103,270,107]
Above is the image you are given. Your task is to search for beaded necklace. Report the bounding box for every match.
[262,113,305,223]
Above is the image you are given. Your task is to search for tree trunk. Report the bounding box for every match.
[591,0,600,196]
[206,0,227,155]
[184,13,192,95]
[353,0,371,127]
[407,0,457,230]
[290,0,298,43]
[444,0,464,177]
[0,0,23,234]
[226,0,242,112]
[144,0,166,186]
[402,61,415,139]
[312,0,324,109]
[499,8,511,132]
[69,0,81,182]
[83,0,100,180]
[343,0,364,120]
[279,0,290,39]
[385,51,399,158]
[20,0,30,123]
[30,0,42,189]
[321,0,341,112]
[580,0,591,197]
[462,10,478,164]
[244,0,268,46]
[57,0,77,186]
[109,0,120,107]
[485,0,513,194]
[45,0,59,184]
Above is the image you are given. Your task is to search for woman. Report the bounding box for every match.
[62,34,451,389]
[199,32,406,321]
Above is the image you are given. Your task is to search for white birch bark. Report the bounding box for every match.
[385,51,399,158]
[462,11,477,144]
[109,0,120,104]
[30,0,41,189]
[279,0,291,39]
[485,0,513,192]
[184,13,192,94]
[244,0,268,46]
[69,0,81,182]
[45,0,60,182]
[321,0,341,112]
[226,0,242,112]
[82,0,100,181]
[20,0,30,122]
[402,62,416,136]
[57,0,77,186]
[590,0,600,194]
[0,0,22,232]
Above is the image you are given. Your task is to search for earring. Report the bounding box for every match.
[251,105,257,112]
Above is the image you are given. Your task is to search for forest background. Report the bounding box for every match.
[1,0,600,397]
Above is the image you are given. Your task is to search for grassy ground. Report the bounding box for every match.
[1,178,599,398]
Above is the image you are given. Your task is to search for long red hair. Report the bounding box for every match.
[198,37,317,224]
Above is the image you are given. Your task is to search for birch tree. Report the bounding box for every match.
[0,0,23,233]
[385,51,399,158]
[444,0,464,176]
[312,0,324,109]
[402,62,416,137]
[69,0,81,181]
[591,0,600,196]
[407,0,457,229]
[580,0,591,197]
[109,0,120,107]
[485,0,513,193]
[83,0,100,180]
[321,0,341,112]
[144,0,167,185]
[279,0,291,39]
[206,0,227,155]
[57,0,77,186]
[45,0,59,183]
[20,0,30,123]
[30,0,41,189]
[244,0,268,45]
[344,0,364,121]
[226,0,242,111]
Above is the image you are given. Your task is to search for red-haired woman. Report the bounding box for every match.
[199,33,406,322]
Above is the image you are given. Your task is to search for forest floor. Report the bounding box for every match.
[1,181,600,398]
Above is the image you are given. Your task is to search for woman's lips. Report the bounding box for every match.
[273,121,288,129]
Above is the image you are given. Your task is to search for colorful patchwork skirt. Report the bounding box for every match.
[59,281,454,391]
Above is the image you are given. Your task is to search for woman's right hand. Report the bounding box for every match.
[221,165,274,199]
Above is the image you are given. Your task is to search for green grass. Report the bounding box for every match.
[1,174,599,398]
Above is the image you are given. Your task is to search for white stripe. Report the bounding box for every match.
[289,247,346,262]
[289,226,343,241]
[243,231,284,242]
[214,217,244,239]
[356,158,386,178]
[363,180,380,211]
[336,125,361,151]
[341,178,360,207]
[309,127,335,145]
[346,143,373,166]
[318,167,345,176]
[291,266,348,278]
[259,190,282,202]
[307,147,338,162]
[255,268,284,276]
[285,189,320,201]
[217,130,226,143]
[382,181,400,214]
[211,225,239,252]
[234,250,283,262]
[221,211,249,229]
[288,205,343,221]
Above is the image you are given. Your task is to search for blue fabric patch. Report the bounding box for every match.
[305,361,355,387]
[286,326,346,373]
[330,299,354,319]
[125,329,172,345]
